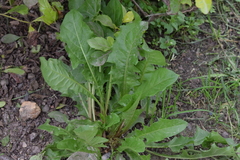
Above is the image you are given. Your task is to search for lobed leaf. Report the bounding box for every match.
[105,113,120,129]
[107,19,148,95]
[125,149,151,160]
[40,57,99,106]
[147,144,237,159]
[57,139,89,153]
[74,125,98,142]
[38,119,68,136]
[134,119,187,143]
[136,68,178,99]
[59,10,102,93]
[118,137,145,153]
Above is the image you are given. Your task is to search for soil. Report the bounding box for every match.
[0,1,239,160]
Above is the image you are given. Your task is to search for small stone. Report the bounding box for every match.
[0,79,9,86]
[29,132,38,142]
[31,146,41,154]
[222,131,229,138]
[0,155,14,160]
[19,101,41,121]
[41,105,49,113]
[2,112,10,125]
[22,142,27,148]
[27,73,35,79]
[0,120,3,127]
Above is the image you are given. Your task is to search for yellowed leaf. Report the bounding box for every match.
[122,11,134,23]
[196,0,212,14]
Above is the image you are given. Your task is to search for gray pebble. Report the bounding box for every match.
[2,112,10,125]
[0,79,9,86]
[17,83,23,88]
[31,146,41,154]
[0,155,14,160]
[27,73,35,79]
[29,132,38,142]
[41,105,49,113]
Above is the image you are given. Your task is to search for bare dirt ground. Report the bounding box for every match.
[0,1,240,160]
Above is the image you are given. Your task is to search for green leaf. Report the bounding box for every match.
[196,0,212,14]
[29,152,45,160]
[103,0,123,26]
[78,0,101,19]
[57,139,88,152]
[4,67,25,75]
[136,68,178,99]
[1,34,20,43]
[67,152,98,160]
[52,2,63,11]
[74,125,98,142]
[89,51,108,66]
[147,136,194,152]
[88,136,108,147]
[59,10,104,105]
[48,111,69,123]
[40,57,100,106]
[34,0,58,25]
[135,119,187,143]
[87,37,112,52]
[181,0,192,6]
[107,19,148,95]
[118,137,145,152]
[125,149,151,160]
[6,4,29,15]
[141,41,166,66]
[86,21,104,37]
[170,0,180,14]
[1,135,10,146]
[105,113,120,129]
[68,0,84,10]
[138,42,166,83]
[122,108,142,132]
[237,147,240,158]
[95,14,116,29]
[194,126,210,145]
[38,119,68,136]
[0,101,6,108]
[147,144,236,159]
[59,10,94,69]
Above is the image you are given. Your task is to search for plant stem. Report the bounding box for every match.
[91,85,96,121]
[0,13,30,24]
[105,67,113,116]
[88,83,92,120]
